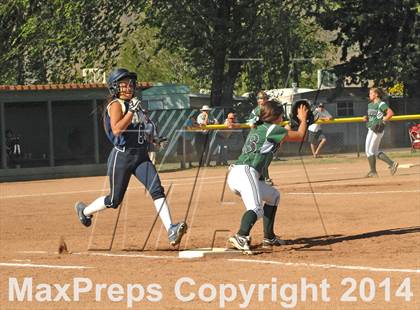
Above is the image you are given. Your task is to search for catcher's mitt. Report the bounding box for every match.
[289,99,316,130]
[372,121,386,134]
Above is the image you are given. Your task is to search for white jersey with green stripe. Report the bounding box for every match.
[367,101,389,129]
[236,122,288,175]
[246,106,261,125]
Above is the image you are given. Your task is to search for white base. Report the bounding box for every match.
[398,163,416,169]
[179,247,241,259]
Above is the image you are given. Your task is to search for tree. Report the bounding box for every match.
[118,25,200,90]
[145,0,328,106]
[238,1,330,93]
[0,0,141,84]
[144,1,258,106]
[312,0,420,95]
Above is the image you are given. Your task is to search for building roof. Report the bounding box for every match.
[142,83,189,95]
[0,82,153,92]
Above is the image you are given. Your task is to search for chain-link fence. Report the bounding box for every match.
[1,96,418,171]
[277,120,415,158]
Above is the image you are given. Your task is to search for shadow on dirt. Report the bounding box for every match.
[288,226,420,250]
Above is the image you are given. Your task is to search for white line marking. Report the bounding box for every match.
[0,263,93,270]
[288,190,420,195]
[399,164,416,168]
[229,258,420,274]
[0,175,229,199]
[0,181,224,199]
[11,251,420,274]
[1,189,108,199]
[16,250,178,260]
[3,185,418,199]
[2,165,418,199]
[72,252,177,259]
[0,168,327,199]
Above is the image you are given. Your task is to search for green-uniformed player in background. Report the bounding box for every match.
[246,91,274,185]
[227,100,309,252]
[363,87,398,177]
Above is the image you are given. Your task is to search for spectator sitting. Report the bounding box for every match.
[216,112,240,166]
[196,105,219,166]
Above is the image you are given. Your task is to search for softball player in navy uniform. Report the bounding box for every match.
[74,68,187,246]
[364,87,398,177]
[228,100,309,252]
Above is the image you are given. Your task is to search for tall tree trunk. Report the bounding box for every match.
[221,61,242,107]
[210,50,226,107]
[211,0,229,107]
[293,61,299,87]
[16,55,24,85]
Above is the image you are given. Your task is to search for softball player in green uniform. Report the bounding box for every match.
[228,100,309,252]
[364,88,398,177]
[246,91,273,185]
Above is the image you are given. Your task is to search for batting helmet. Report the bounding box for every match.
[107,68,137,97]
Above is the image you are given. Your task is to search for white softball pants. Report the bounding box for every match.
[227,165,280,219]
[365,129,384,157]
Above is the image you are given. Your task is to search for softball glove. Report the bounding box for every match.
[372,121,386,134]
[289,99,315,130]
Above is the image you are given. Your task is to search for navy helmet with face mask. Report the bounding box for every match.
[107,68,137,97]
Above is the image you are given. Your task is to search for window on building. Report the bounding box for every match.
[336,101,354,117]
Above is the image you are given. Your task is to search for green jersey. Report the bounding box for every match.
[236,123,288,174]
[367,101,389,129]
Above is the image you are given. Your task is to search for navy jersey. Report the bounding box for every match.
[104,99,150,149]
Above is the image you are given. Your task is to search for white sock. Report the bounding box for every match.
[83,196,107,217]
[153,197,173,231]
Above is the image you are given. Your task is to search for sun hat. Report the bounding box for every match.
[200,105,211,111]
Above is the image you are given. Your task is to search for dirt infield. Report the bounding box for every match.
[1,154,419,309]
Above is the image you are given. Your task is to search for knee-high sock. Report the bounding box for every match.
[153,197,173,231]
[238,210,258,236]
[368,156,377,173]
[263,204,278,239]
[378,152,394,167]
[83,196,107,216]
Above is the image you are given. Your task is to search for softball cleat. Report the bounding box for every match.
[365,171,378,178]
[262,236,287,248]
[168,221,188,246]
[390,162,398,175]
[228,234,251,252]
[74,201,92,227]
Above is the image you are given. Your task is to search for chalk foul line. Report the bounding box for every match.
[0,262,93,270]
[287,190,420,195]
[229,258,420,274]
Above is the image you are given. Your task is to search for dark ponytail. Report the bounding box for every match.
[260,100,284,123]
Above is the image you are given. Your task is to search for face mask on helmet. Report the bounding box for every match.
[107,68,137,97]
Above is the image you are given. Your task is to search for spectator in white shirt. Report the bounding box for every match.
[196,105,219,166]
[308,103,333,158]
